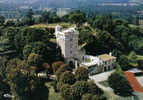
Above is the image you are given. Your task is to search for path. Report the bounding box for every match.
[89,70,119,100]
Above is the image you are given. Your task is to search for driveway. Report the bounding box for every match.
[89,70,115,83]
[89,70,119,100]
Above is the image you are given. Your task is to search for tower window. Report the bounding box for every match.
[70,38,73,41]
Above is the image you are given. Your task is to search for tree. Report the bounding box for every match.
[0,76,10,100]
[23,9,34,25]
[92,15,113,33]
[27,53,43,68]
[59,71,75,85]
[108,72,133,97]
[55,64,72,80]
[71,81,89,100]
[26,9,34,20]
[52,61,64,73]
[60,84,73,100]
[138,59,143,70]
[128,51,138,67]
[9,71,49,100]
[75,67,89,81]
[0,16,5,26]
[42,63,51,74]
[68,10,86,25]
[88,81,103,96]
[6,58,49,100]
[0,56,8,79]
[23,41,47,59]
[118,55,130,70]
[39,11,50,23]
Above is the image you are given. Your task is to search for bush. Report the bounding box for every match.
[52,61,64,73]
[75,67,89,81]
[59,71,75,85]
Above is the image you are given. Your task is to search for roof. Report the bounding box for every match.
[98,54,116,62]
[124,72,143,93]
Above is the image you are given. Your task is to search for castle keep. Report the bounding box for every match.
[55,25,116,75]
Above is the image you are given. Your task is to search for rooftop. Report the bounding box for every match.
[98,54,116,62]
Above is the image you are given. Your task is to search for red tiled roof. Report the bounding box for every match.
[124,72,143,93]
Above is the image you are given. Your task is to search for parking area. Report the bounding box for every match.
[89,70,115,83]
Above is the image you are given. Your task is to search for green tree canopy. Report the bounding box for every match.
[27,53,43,68]
[59,71,75,85]
[0,16,5,26]
[75,67,89,81]
[108,72,133,97]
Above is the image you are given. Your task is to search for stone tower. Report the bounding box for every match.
[55,25,84,66]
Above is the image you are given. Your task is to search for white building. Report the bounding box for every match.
[55,25,116,75]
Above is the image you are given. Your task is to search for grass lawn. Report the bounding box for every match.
[45,82,60,100]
